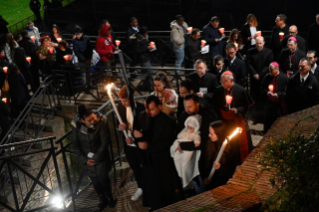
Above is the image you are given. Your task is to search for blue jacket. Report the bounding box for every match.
[73,35,93,62]
[202,22,224,59]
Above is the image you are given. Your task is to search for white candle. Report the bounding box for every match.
[106,83,129,138]
[208,127,242,181]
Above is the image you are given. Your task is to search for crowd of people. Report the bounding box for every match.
[1,11,319,212]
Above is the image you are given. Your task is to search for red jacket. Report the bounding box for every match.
[95,25,115,62]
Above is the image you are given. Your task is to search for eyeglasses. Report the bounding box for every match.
[289,31,297,34]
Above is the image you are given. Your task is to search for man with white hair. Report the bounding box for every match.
[247,36,273,123]
[307,14,319,54]
[212,71,254,163]
[261,62,288,133]
[281,25,307,53]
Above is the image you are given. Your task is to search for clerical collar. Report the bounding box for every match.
[311,63,317,74]
[257,47,263,52]
[290,48,297,54]
[300,72,309,83]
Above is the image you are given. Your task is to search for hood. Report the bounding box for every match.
[100,25,111,37]
[184,114,202,132]
[170,20,182,30]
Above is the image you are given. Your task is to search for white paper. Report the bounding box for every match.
[149,45,157,52]
[201,45,209,54]
[199,87,208,94]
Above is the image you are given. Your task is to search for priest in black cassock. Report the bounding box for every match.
[285,58,319,114]
[212,71,254,164]
[133,96,183,211]
[278,37,305,76]
[261,62,288,133]
[307,15,319,55]
[307,50,319,81]
[224,43,247,87]
[187,59,219,103]
[247,36,273,123]
[270,14,289,60]
[281,25,307,54]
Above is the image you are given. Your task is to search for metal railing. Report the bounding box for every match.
[8,11,45,36]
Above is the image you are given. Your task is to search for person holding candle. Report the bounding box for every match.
[212,71,254,163]
[151,72,178,118]
[73,26,93,91]
[202,16,225,65]
[227,29,244,58]
[55,40,73,67]
[307,15,319,56]
[99,20,116,46]
[203,121,239,189]
[0,48,9,67]
[280,25,307,54]
[96,24,116,70]
[4,33,19,64]
[224,43,247,87]
[131,26,154,91]
[278,37,306,76]
[36,36,53,79]
[187,59,219,104]
[26,21,40,49]
[133,95,183,211]
[261,62,288,133]
[0,90,11,142]
[240,14,261,55]
[307,50,319,81]
[49,24,63,46]
[184,28,201,69]
[285,58,319,114]
[71,104,116,211]
[170,15,189,72]
[247,36,273,124]
[270,14,289,60]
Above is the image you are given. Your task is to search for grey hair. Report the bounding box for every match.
[299,58,311,66]
[221,73,233,79]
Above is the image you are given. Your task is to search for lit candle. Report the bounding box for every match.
[57,38,62,42]
[106,83,129,138]
[3,66,8,73]
[26,57,31,63]
[219,28,225,34]
[150,42,155,48]
[31,36,35,41]
[268,84,274,92]
[256,31,261,36]
[187,27,193,33]
[207,127,242,181]
[234,43,238,50]
[279,32,284,39]
[49,47,54,54]
[201,40,206,47]
[225,95,233,110]
[115,40,121,47]
[2,98,7,104]
[63,55,70,61]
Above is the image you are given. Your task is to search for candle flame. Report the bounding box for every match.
[106,83,114,94]
[229,127,242,140]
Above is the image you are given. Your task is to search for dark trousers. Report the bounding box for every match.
[90,174,113,198]
[264,100,282,134]
[125,145,143,189]
[250,81,264,123]
[31,9,42,21]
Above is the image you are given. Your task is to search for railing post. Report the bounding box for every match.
[6,161,20,211]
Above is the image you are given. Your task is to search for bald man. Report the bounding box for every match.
[281,25,307,53]
[247,36,273,123]
[261,62,288,133]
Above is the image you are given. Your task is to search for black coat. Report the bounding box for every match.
[307,23,319,52]
[312,65,319,82]
[281,34,307,54]
[240,24,261,53]
[270,25,289,59]
[0,101,10,128]
[187,72,219,103]
[19,37,37,62]
[224,57,247,87]
[73,35,93,62]
[278,48,305,74]
[202,22,224,59]
[132,33,151,63]
[55,48,73,68]
[8,73,29,111]
[71,114,112,177]
[285,72,319,114]
[261,72,288,100]
[29,0,41,11]
[247,47,273,83]
[185,35,200,61]
[208,66,226,84]
[0,18,9,34]
[134,111,183,210]
[126,26,140,46]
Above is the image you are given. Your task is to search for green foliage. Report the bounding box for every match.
[258,130,319,212]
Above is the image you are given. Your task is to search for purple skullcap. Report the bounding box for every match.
[288,36,297,42]
[271,62,279,67]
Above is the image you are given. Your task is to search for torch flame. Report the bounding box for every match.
[229,127,242,140]
[106,83,114,94]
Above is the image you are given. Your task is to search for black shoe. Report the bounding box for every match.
[97,195,109,212]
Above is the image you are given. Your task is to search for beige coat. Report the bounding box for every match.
[170,20,188,50]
